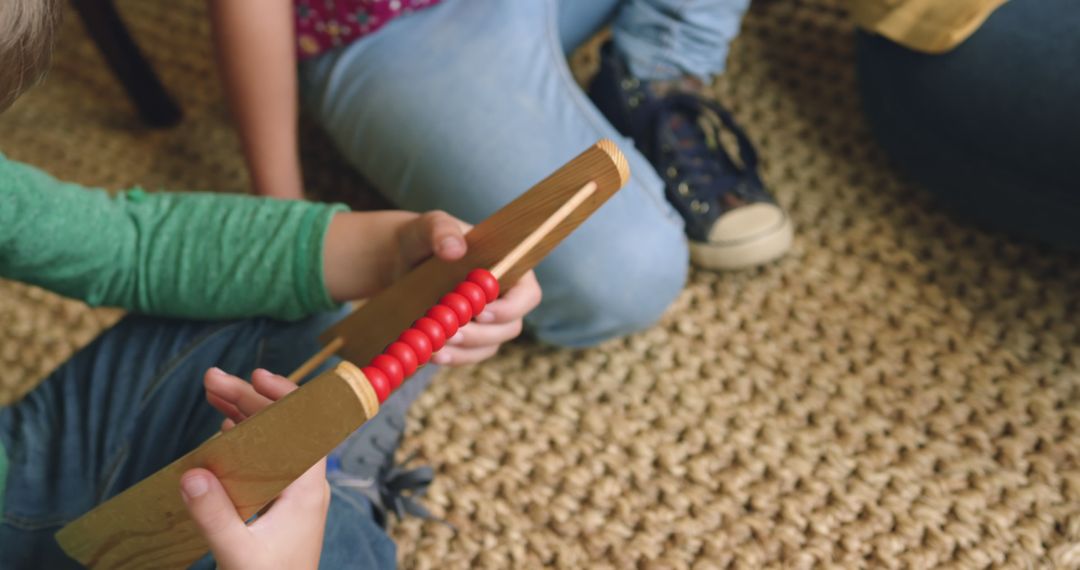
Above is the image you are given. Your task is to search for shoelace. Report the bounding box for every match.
[654,93,761,207]
[329,449,454,530]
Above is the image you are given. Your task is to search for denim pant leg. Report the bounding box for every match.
[300,0,689,348]
[0,309,395,569]
[554,0,752,82]
[855,0,1080,250]
[612,0,750,80]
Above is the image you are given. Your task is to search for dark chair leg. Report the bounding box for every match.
[70,0,183,127]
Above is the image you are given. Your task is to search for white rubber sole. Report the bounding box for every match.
[689,203,794,271]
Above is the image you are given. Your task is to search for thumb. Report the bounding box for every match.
[398,211,470,269]
[180,468,251,563]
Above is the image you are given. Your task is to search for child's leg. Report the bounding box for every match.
[0,309,395,568]
[855,0,1080,250]
[300,0,689,348]
[554,0,620,54]
[611,0,750,81]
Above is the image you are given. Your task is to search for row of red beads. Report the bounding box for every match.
[361,269,500,402]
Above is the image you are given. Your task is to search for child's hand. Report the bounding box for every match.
[435,269,540,365]
[325,210,542,366]
[391,210,471,278]
[180,368,329,570]
[394,212,542,366]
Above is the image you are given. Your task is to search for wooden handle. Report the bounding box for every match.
[55,363,379,569]
[286,336,344,383]
[321,140,629,365]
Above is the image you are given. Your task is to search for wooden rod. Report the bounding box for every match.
[56,362,380,569]
[489,181,597,279]
[286,336,345,383]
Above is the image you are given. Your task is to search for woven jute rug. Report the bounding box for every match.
[2,1,1078,567]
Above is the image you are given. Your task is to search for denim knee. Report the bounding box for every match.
[529,208,688,347]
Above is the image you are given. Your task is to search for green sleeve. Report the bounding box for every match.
[0,156,347,320]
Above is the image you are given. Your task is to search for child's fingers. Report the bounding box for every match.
[427,212,471,259]
[432,344,499,366]
[398,211,470,268]
[249,459,330,560]
[250,368,298,402]
[272,458,329,507]
[204,367,274,418]
[203,368,251,420]
[206,392,246,425]
[180,468,252,566]
[445,320,523,349]
[430,271,538,366]
[221,418,236,432]
[473,271,542,324]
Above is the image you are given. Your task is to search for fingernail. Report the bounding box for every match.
[181,474,209,501]
[208,367,225,378]
[438,237,464,256]
[447,331,464,345]
[475,309,495,323]
[432,352,451,365]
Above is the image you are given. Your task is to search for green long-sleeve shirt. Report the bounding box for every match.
[0,154,348,514]
[1,155,346,319]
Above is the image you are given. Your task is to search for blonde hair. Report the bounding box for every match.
[0,0,60,111]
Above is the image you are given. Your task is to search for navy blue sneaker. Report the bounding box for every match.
[589,42,792,270]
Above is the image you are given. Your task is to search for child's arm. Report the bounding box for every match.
[1,156,338,320]
[208,0,303,199]
[0,156,540,362]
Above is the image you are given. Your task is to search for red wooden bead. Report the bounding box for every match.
[386,341,418,376]
[398,328,433,364]
[362,366,391,403]
[454,281,487,315]
[426,304,460,337]
[439,292,473,326]
[467,269,499,302]
[371,354,404,389]
[412,317,447,351]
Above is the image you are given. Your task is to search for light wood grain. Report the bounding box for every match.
[55,362,379,569]
[321,139,629,365]
[286,336,344,383]
[489,181,597,278]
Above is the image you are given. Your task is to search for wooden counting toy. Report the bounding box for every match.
[55,139,630,569]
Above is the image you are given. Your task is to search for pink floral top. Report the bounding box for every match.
[295,0,441,60]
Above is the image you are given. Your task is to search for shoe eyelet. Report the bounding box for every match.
[621,78,640,90]
[690,200,709,214]
[629,94,642,108]
[677,182,691,196]
[666,166,678,179]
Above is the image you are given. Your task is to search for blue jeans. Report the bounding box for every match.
[856,0,1080,250]
[300,0,750,347]
[0,309,404,569]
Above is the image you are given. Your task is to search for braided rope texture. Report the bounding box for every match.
[1,1,1078,567]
